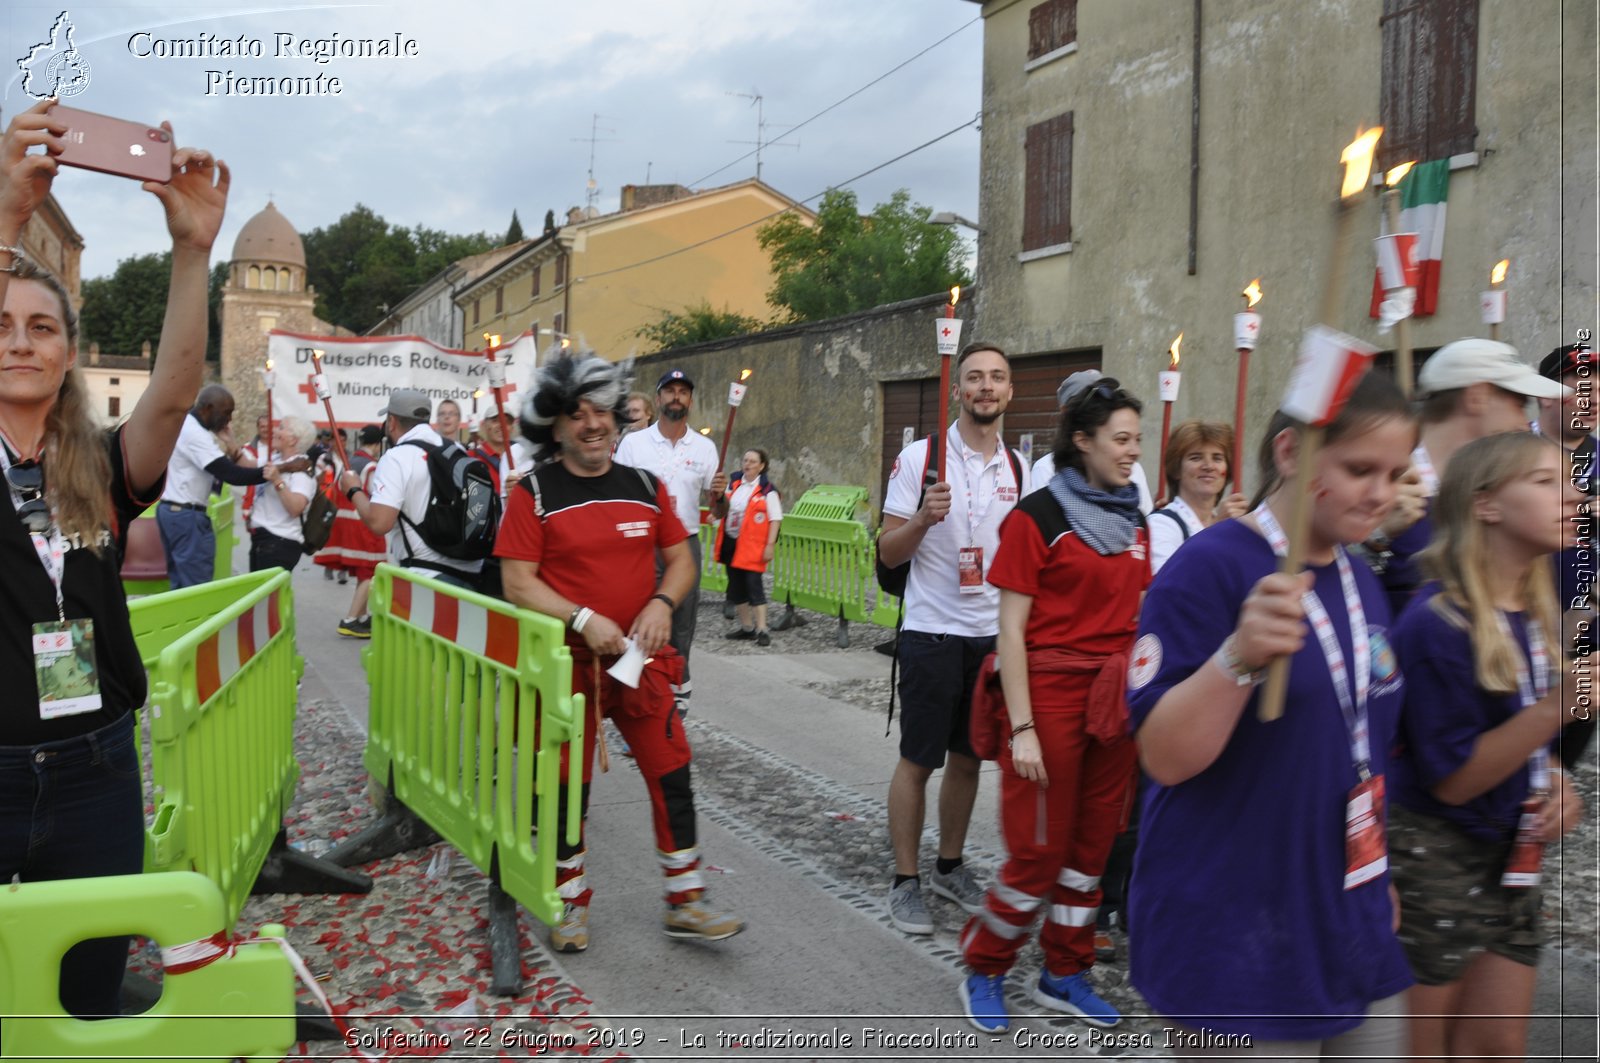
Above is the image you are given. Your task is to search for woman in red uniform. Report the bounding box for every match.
[317,424,387,636]
[958,379,1149,1032]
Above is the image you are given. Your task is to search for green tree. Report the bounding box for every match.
[301,205,495,333]
[504,210,525,244]
[756,188,972,323]
[78,251,171,357]
[80,255,234,366]
[636,301,767,352]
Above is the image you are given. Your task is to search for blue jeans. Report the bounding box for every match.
[0,713,144,1016]
[156,503,215,589]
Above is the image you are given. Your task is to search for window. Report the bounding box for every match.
[495,286,503,314]
[531,266,541,298]
[1023,112,1074,253]
[109,377,120,386]
[264,266,277,289]
[277,268,290,291]
[1028,0,1077,61]
[1379,0,1479,168]
[554,255,567,287]
[247,265,260,289]
[473,299,480,326]
[553,313,564,336]
[107,396,120,418]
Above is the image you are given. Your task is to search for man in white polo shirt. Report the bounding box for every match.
[339,388,483,590]
[877,342,1028,936]
[614,369,727,712]
[159,384,291,588]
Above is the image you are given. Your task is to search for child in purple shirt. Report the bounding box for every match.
[1128,373,1415,1057]
[1389,431,1585,1062]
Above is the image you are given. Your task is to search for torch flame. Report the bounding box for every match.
[949,285,960,307]
[1384,161,1415,187]
[739,368,753,381]
[1339,127,1383,198]
[699,427,712,436]
[1491,259,1509,286]
[1242,279,1263,308]
[265,359,274,371]
[311,348,325,363]
[1168,333,1184,369]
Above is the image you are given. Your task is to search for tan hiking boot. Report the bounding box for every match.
[551,901,589,953]
[663,899,744,941]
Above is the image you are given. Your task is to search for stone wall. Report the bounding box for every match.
[634,290,980,514]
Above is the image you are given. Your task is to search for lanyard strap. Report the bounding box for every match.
[1411,444,1439,495]
[949,431,1005,546]
[0,442,67,622]
[1496,610,1553,793]
[1254,505,1373,774]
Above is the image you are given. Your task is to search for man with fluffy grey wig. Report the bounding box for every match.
[497,351,745,952]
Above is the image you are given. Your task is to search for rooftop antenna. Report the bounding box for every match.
[571,113,620,212]
[727,88,799,182]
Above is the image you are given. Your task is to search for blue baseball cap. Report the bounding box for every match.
[656,369,695,392]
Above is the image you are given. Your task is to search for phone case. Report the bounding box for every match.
[52,106,172,184]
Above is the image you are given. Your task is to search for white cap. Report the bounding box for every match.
[1417,338,1568,399]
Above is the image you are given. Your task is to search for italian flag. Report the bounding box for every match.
[1369,158,1450,318]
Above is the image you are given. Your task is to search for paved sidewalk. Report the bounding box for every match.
[230,551,1598,1061]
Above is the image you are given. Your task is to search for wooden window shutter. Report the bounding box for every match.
[1380,0,1478,168]
[1028,0,1078,61]
[531,265,541,297]
[1023,111,1073,251]
[494,286,503,314]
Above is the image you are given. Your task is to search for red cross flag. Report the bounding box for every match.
[1280,326,1378,428]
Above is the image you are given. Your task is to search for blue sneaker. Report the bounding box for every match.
[1033,969,1121,1027]
[959,973,1009,1034]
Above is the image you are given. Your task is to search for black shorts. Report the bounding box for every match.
[896,630,994,769]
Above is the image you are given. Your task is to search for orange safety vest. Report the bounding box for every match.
[714,475,777,573]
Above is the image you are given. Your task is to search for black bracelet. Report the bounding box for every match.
[1010,720,1036,738]
[651,592,677,610]
[345,485,364,501]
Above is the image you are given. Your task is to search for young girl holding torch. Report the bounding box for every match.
[1388,432,1584,1062]
[1126,373,1416,1057]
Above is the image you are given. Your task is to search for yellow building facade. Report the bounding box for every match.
[458,179,812,361]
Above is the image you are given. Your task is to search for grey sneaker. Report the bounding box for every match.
[929,863,986,915]
[887,879,934,935]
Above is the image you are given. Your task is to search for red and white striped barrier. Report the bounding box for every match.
[389,579,519,669]
[195,593,283,704]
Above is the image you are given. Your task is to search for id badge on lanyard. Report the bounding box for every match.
[1499,612,1552,888]
[3,446,102,720]
[1254,505,1382,890]
[954,445,998,595]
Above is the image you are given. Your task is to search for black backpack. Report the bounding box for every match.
[397,439,501,562]
[299,484,337,555]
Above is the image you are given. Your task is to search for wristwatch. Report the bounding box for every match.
[1213,634,1267,687]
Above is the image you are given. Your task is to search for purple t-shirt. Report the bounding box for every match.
[1391,584,1554,841]
[1126,519,1412,1039]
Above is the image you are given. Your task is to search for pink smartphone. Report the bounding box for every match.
[51,105,172,184]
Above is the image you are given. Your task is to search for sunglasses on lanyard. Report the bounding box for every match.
[6,460,52,536]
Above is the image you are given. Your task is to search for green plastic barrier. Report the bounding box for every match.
[122,492,238,597]
[0,871,295,1061]
[698,519,727,592]
[786,484,867,521]
[363,564,583,928]
[129,569,303,923]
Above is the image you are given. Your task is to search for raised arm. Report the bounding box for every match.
[122,128,231,494]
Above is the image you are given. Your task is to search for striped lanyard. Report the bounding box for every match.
[1496,610,1552,794]
[950,434,1001,548]
[1254,505,1372,776]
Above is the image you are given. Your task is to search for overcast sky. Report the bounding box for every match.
[2,1,984,281]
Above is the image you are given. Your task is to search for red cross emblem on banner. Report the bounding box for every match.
[298,374,319,405]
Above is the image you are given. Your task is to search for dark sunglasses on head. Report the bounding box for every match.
[6,460,52,536]
[1082,378,1129,404]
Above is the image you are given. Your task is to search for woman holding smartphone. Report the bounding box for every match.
[0,99,230,1016]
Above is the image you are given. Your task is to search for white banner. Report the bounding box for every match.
[263,330,540,427]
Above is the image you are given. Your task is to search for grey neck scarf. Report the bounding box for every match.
[1047,466,1142,555]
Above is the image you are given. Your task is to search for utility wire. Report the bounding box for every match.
[687,16,980,188]
[580,115,980,282]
